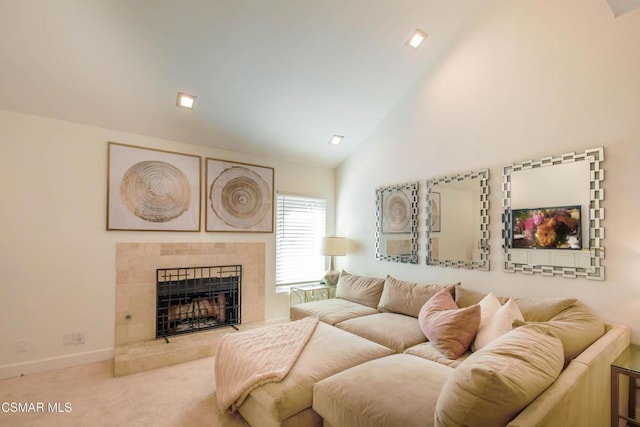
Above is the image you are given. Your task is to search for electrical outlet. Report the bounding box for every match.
[72,332,85,344]
[16,339,28,353]
[64,332,85,345]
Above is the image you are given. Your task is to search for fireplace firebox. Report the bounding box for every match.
[156,265,241,339]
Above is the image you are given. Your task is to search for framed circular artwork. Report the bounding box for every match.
[107,142,201,231]
[206,158,274,232]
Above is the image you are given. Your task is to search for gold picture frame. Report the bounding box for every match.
[205,158,274,232]
[107,142,201,231]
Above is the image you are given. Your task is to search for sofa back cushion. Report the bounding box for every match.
[435,323,564,427]
[335,271,385,308]
[514,301,605,364]
[454,285,493,308]
[513,297,577,322]
[418,289,480,359]
[378,275,456,317]
[454,285,578,322]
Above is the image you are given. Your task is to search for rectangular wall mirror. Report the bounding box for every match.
[502,147,604,280]
[426,169,490,270]
[375,182,418,264]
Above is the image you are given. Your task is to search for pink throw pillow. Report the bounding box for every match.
[418,288,481,359]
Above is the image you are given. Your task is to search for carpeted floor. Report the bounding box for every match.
[0,357,248,427]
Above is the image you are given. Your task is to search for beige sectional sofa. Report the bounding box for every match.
[235,272,630,426]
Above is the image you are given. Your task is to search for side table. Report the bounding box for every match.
[611,344,640,427]
[290,283,336,306]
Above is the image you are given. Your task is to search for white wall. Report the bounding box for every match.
[336,0,640,342]
[0,111,335,375]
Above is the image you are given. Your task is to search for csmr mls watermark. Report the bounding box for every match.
[1,402,72,413]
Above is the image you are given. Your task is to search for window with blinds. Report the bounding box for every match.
[276,193,326,286]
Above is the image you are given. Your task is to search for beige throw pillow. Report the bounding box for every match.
[335,271,385,308]
[435,324,564,427]
[471,293,502,351]
[418,289,480,359]
[473,298,524,351]
[377,275,456,317]
[477,293,502,327]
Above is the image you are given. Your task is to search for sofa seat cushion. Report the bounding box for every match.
[434,323,564,427]
[238,322,394,425]
[335,271,385,308]
[404,342,470,368]
[335,312,426,353]
[377,274,456,317]
[313,354,453,427]
[289,298,378,325]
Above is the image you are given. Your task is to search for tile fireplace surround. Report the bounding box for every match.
[114,242,266,376]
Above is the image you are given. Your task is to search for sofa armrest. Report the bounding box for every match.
[508,361,589,427]
[573,323,631,427]
[508,323,630,427]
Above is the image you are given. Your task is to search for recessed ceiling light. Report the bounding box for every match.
[406,29,427,49]
[328,135,344,145]
[176,92,196,109]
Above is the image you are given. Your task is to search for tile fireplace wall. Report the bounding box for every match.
[115,242,265,347]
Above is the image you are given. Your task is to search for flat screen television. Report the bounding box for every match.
[511,205,582,250]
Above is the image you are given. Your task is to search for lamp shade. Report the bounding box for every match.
[320,237,347,256]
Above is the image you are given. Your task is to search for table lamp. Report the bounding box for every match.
[320,237,347,286]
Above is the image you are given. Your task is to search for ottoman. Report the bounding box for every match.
[237,322,394,427]
[313,354,453,427]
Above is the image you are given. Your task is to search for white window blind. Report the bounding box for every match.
[276,193,326,286]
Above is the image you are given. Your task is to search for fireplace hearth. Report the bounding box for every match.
[115,242,265,376]
[156,265,241,339]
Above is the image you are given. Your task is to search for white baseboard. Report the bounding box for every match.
[0,348,114,380]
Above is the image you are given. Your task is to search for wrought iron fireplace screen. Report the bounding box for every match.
[156,265,241,339]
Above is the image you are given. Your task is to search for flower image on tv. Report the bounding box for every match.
[511,206,582,249]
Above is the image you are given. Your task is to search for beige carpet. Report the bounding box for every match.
[0,357,248,427]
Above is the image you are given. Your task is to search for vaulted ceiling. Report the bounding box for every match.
[0,0,495,167]
[3,1,637,167]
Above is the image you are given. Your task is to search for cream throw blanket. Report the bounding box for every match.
[215,317,319,413]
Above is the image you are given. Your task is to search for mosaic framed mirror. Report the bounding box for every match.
[375,182,418,264]
[425,169,490,270]
[502,147,604,280]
